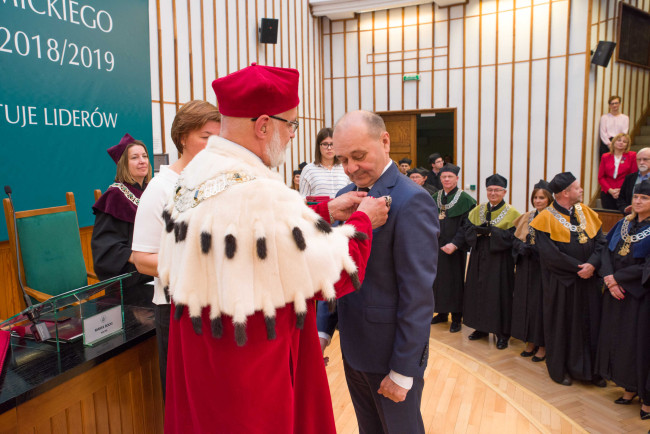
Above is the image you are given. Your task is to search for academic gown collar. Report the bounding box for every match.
[487,200,505,212]
[552,201,573,216]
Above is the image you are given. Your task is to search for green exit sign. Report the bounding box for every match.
[403,74,420,81]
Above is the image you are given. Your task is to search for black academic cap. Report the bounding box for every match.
[440,163,460,176]
[548,172,576,193]
[298,161,307,170]
[633,179,650,196]
[533,179,552,193]
[428,153,442,164]
[398,158,412,165]
[486,173,507,188]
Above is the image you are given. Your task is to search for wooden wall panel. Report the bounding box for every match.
[322,0,648,212]
[4,337,164,434]
[585,0,650,202]
[149,0,324,184]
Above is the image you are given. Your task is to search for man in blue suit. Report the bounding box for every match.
[318,110,439,433]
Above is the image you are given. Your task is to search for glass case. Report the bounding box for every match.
[0,273,131,352]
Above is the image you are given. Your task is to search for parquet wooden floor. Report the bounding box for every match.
[324,323,650,433]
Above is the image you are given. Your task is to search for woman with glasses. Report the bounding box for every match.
[299,127,350,198]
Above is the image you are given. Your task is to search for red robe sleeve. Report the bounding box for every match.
[310,201,373,300]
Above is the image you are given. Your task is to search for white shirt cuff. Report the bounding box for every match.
[389,370,413,390]
[318,332,332,346]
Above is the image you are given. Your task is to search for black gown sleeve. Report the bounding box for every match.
[535,230,582,286]
[488,226,515,253]
[599,245,614,277]
[586,229,607,269]
[451,213,470,250]
[613,257,650,299]
[91,211,150,289]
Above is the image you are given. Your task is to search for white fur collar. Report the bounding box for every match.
[158,137,362,346]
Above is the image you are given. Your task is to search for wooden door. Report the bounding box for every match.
[381,114,417,165]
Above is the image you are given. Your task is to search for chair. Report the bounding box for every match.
[3,192,98,303]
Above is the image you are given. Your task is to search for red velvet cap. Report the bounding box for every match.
[212,63,300,118]
[107,133,136,164]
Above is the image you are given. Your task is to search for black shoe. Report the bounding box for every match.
[592,376,607,388]
[496,337,509,350]
[449,322,461,333]
[641,408,650,420]
[555,374,572,386]
[431,314,449,324]
[468,331,488,340]
[520,347,537,357]
[614,393,638,405]
[531,355,546,363]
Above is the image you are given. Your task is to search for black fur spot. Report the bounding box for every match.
[191,316,202,335]
[211,317,223,338]
[200,232,212,254]
[295,312,306,330]
[315,218,332,234]
[164,286,171,304]
[292,227,306,251]
[225,234,237,259]
[162,209,171,225]
[174,304,185,320]
[165,217,175,233]
[256,237,267,259]
[265,316,276,340]
[174,221,188,242]
[351,231,369,241]
[235,323,247,346]
[327,299,337,313]
[350,272,361,291]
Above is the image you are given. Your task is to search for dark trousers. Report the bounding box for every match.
[343,358,425,434]
[436,312,462,322]
[154,303,171,400]
[600,191,618,210]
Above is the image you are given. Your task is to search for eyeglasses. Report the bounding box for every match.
[638,157,650,162]
[486,188,505,193]
[251,115,299,133]
[320,142,334,149]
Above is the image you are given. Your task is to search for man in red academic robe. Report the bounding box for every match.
[159,63,389,433]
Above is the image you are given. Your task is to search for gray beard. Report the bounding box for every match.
[639,164,648,173]
[265,128,287,168]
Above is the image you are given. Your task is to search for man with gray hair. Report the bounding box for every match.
[617,147,650,213]
[318,110,438,434]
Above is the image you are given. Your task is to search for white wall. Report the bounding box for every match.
[148,0,324,184]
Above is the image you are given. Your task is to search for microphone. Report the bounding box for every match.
[4,186,51,342]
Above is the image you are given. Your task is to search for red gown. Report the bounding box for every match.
[164,204,372,434]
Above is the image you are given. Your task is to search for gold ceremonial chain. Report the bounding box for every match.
[618,219,650,256]
[109,183,139,206]
[437,189,462,220]
[174,171,256,213]
[547,204,589,244]
[528,212,536,245]
[478,203,510,225]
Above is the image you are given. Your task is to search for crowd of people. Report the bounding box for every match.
[88,64,649,433]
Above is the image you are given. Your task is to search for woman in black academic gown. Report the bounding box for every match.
[597,179,650,420]
[511,180,553,362]
[91,133,153,294]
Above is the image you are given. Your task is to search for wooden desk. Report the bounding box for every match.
[0,302,163,434]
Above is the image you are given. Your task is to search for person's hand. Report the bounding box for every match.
[328,191,367,222]
[319,337,330,366]
[603,274,616,287]
[608,188,620,199]
[608,284,626,300]
[577,263,595,279]
[357,197,389,229]
[474,225,491,236]
[377,375,408,403]
[441,243,457,255]
[624,205,632,214]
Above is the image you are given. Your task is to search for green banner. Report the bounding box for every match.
[0,0,152,240]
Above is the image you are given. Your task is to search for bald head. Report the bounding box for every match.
[333,110,391,188]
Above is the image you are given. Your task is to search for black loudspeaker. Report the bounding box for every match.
[259,18,279,44]
[591,41,617,67]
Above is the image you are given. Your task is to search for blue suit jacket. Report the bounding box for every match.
[319,163,439,378]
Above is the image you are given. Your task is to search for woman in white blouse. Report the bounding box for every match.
[299,127,350,198]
